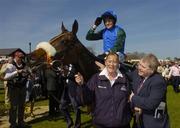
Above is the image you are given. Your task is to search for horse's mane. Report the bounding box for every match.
[75,38,100,62]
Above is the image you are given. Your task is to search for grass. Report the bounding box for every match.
[166,85,180,128]
[29,107,92,128]
[0,88,7,116]
[0,85,179,128]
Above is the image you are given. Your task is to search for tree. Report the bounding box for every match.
[126,52,147,60]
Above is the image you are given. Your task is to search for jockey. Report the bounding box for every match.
[86,10,126,62]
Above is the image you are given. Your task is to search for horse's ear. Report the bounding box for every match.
[61,22,67,32]
[72,20,78,34]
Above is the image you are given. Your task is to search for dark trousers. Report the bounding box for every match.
[48,91,59,116]
[172,76,180,92]
[9,86,26,127]
[60,85,81,128]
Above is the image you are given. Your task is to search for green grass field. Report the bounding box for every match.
[166,86,180,128]
[0,85,179,128]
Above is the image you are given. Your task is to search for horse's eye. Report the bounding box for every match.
[61,40,65,44]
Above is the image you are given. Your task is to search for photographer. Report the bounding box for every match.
[4,51,29,128]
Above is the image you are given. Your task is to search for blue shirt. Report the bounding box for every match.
[102,25,125,53]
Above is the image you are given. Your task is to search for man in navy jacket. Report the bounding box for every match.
[129,54,170,128]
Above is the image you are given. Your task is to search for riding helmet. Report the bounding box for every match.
[101,10,117,24]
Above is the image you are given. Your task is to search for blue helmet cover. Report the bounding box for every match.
[101,10,117,23]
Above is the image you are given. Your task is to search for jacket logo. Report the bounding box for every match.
[120,85,127,91]
[98,85,107,89]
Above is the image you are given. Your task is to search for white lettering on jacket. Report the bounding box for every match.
[98,85,107,89]
[120,85,127,91]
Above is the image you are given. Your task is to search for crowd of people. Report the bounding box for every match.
[0,10,179,128]
[157,61,180,93]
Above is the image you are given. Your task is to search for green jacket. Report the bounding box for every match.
[86,26,126,53]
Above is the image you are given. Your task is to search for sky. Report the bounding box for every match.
[0,0,179,59]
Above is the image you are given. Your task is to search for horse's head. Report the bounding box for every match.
[28,20,80,65]
[50,20,81,65]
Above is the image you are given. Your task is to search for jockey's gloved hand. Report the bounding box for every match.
[94,17,102,26]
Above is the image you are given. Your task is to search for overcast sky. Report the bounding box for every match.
[0,0,179,59]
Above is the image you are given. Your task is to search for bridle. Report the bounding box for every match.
[52,32,79,63]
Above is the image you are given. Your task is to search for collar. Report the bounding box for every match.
[14,59,23,68]
[99,67,123,78]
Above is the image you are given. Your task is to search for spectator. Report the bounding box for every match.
[0,57,13,106]
[25,74,36,117]
[129,54,170,128]
[168,61,180,93]
[45,60,60,117]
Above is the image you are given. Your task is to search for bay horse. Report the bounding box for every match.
[29,20,101,82]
